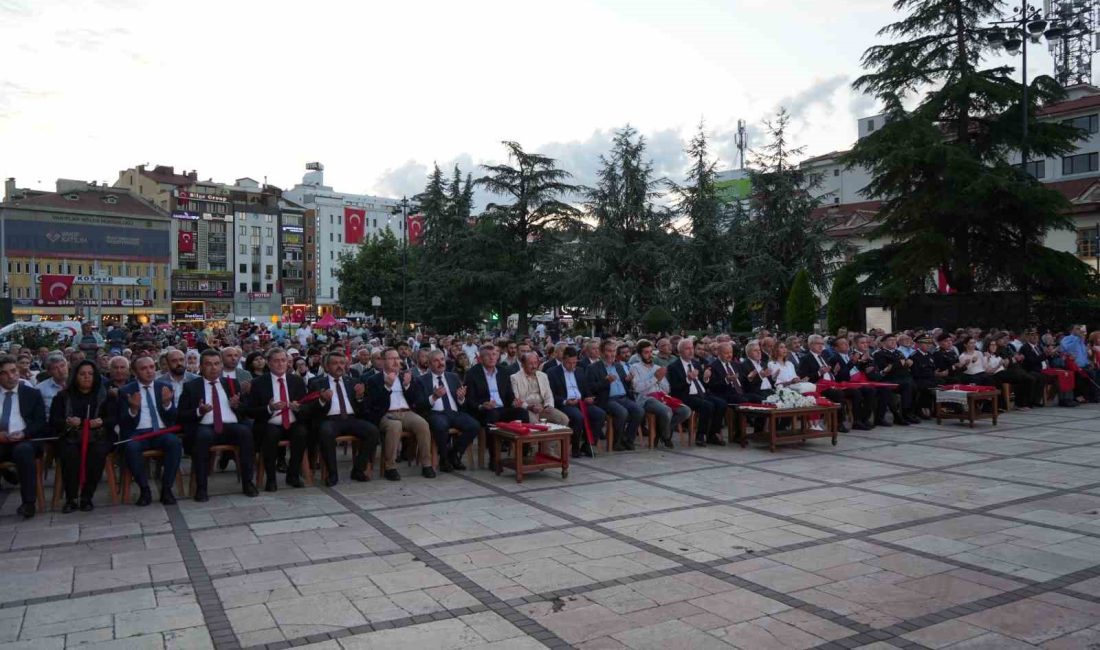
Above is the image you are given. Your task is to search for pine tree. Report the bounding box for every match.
[844,0,1092,315]
[476,141,584,334]
[785,269,817,332]
[826,263,863,333]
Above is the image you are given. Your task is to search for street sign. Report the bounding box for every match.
[371,296,381,307]
[34,275,149,286]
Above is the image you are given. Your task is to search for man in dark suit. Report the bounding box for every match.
[118,355,181,506]
[246,347,308,491]
[706,342,751,405]
[463,345,527,427]
[0,355,46,518]
[586,341,643,451]
[1020,329,1059,406]
[365,348,433,481]
[178,350,258,501]
[418,349,479,472]
[308,352,377,486]
[798,335,857,432]
[668,339,727,446]
[910,335,939,417]
[576,340,600,371]
[547,346,606,458]
[872,334,919,424]
[932,333,966,384]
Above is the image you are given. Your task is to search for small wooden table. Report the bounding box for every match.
[734,405,842,452]
[490,426,571,483]
[935,390,999,427]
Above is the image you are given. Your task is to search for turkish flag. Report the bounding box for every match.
[40,275,75,302]
[291,306,305,323]
[179,230,195,253]
[407,214,425,246]
[344,207,365,244]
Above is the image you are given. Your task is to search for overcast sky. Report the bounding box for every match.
[0,0,1066,200]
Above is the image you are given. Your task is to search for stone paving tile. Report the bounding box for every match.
[918,434,1072,457]
[374,495,570,545]
[855,471,1053,509]
[841,443,996,469]
[951,458,1100,489]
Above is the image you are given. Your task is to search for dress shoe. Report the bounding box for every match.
[906,415,922,425]
[893,417,909,426]
[661,437,675,449]
[264,479,278,492]
[217,453,231,471]
[286,477,305,488]
[16,502,34,519]
[193,488,209,503]
[422,467,437,479]
[622,438,636,451]
[135,489,153,507]
[384,469,401,481]
[875,419,892,427]
[325,475,339,487]
[580,443,594,458]
[350,469,369,482]
[160,489,177,506]
[612,442,626,452]
[449,453,467,471]
[242,482,259,497]
[276,458,288,473]
[571,448,582,459]
[62,500,77,514]
[79,500,94,512]
[706,434,726,446]
[852,422,871,431]
[439,458,453,473]
[695,439,707,447]
[838,424,850,433]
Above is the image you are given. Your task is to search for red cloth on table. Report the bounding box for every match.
[649,391,684,409]
[1042,369,1075,392]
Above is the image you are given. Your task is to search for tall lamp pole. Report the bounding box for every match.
[400,196,408,334]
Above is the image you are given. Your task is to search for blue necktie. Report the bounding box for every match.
[144,386,160,430]
[438,376,453,411]
[0,391,12,432]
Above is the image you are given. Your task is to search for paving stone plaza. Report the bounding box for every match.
[1,405,1099,650]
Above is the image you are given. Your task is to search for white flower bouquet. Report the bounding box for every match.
[764,387,818,410]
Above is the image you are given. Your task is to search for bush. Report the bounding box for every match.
[785,269,817,332]
[641,305,675,334]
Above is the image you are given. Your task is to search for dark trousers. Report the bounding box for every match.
[59,438,111,502]
[998,367,1039,408]
[884,379,915,411]
[0,440,37,505]
[836,387,872,424]
[193,423,255,490]
[261,423,307,482]
[124,432,182,492]
[604,395,644,441]
[426,410,479,458]
[318,417,379,478]
[872,387,894,421]
[913,380,937,413]
[559,403,606,448]
[683,393,727,440]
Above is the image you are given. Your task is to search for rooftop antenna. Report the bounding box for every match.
[734,119,748,170]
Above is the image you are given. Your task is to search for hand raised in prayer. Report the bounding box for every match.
[89,418,103,429]
[199,402,214,415]
[66,416,82,428]
[321,389,334,403]
[354,383,365,399]
[128,391,143,412]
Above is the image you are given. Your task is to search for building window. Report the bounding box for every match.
[266,283,273,292]
[329,233,333,242]
[337,234,342,243]
[1018,160,1045,179]
[265,245,273,256]
[77,265,83,275]
[1062,152,1098,175]
[240,244,247,254]
[1077,227,1100,257]
[265,265,273,277]
[866,119,875,132]
[265,227,273,238]
[1062,114,1099,135]
[265,214,273,223]
[239,263,247,273]
[240,283,247,292]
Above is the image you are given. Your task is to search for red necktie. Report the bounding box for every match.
[278,377,290,429]
[210,381,223,434]
[335,379,347,415]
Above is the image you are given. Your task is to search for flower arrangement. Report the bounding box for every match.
[764,386,817,409]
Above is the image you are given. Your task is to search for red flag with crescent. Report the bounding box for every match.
[407,214,425,246]
[178,230,195,254]
[344,207,365,244]
[291,306,305,324]
[40,275,75,302]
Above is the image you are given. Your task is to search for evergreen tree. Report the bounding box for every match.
[669,122,727,328]
[826,263,863,333]
[843,0,1092,315]
[728,109,846,326]
[785,269,817,332]
[334,229,406,321]
[476,141,584,334]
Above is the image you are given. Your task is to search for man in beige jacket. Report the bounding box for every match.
[510,352,569,426]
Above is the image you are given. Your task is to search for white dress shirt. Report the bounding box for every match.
[326,376,355,416]
[749,359,772,391]
[200,380,238,425]
[812,353,833,381]
[563,369,582,400]
[683,359,700,395]
[429,372,457,412]
[134,382,158,430]
[0,388,26,438]
[388,378,411,411]
[267,373,297,425]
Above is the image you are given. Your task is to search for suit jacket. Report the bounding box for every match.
[586,359,633,407]
[308,374,367,419]
[365,371,426,424]
[667,357,706,401]
[739,358,771,394]
[546,364,595,406]
[825,351,859,382]
[2,383,47,440]
[707,358,746,400]
[798,353,836,384]
[463,364,517,411]
[177,376,245,434]
[510,370,556,410]
[417,371,467,413]
[224,368,252,385]
[540,358,562,373]
[118,379,178,438]
[1019,342,1048,373]
[245,372,307,424]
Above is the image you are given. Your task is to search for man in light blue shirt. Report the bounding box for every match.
[1059,325,1089,368]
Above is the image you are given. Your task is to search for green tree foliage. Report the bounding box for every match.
[785,269,817,332]
[561,126,677,330]
[843,0,1093,311]
[728,109,846,326]
[476,141,584,334]
[669,123,727,328]
[826,263,863,333]
[334,229,407,321]
[640,305,675,335]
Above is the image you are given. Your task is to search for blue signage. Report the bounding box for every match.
[5,218,169,261]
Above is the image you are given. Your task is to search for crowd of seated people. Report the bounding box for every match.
[0,320,1095,519]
